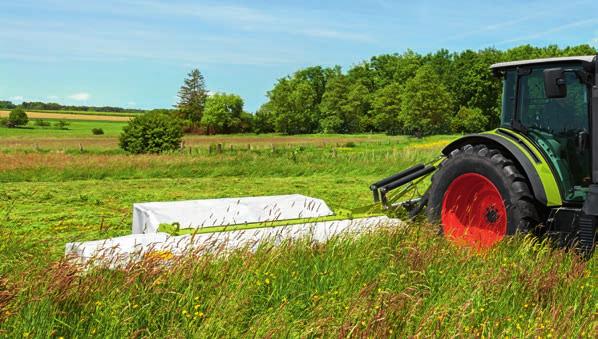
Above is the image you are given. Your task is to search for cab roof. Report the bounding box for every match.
[491,55,595,74]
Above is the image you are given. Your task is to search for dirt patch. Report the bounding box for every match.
[0,111,131,122]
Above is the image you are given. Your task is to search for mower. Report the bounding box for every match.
[371,55,598,256]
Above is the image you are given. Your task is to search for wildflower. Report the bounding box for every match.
[194,296,200,301]
[480,308,485,312]
[265,278,270,285]
[194,311,204,318]
[133,304,139,309]
[23,333,30,338]
[524,304,528,308]
[95,301,102,307]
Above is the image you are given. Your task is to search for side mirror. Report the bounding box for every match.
[544,68,567,98]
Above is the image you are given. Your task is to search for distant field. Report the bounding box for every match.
[27,109,144,117]
[0,110,131,122]
[0,119,127,140]
[0,123,420,150]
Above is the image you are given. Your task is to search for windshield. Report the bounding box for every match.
[514,66,590,201]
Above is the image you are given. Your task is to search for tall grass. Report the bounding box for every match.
[0,226,595,337]
[0,134,595,337]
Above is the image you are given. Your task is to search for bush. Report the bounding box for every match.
[7,108,28,127]
[451,107,489,133]
[119,112,184,154]
[0,118,7,127]
[34,120,51,127]
[54,120,70,129]
[91,128,104,135]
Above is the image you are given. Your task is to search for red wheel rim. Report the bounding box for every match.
[441,173,507,248]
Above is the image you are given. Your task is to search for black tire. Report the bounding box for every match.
[427,144,540,238]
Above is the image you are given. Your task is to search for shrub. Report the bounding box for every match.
[344,141,356,148]
[91,128,104,135]
[34,120,51,127]
[0,118,7,127]
[54,120,70,129]
[451,107,489,133]
[7,108,28,127]
[119,112,184,154]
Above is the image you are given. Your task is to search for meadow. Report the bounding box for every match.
[0,119,596,337]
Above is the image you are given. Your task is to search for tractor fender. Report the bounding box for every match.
[441,131,562,207]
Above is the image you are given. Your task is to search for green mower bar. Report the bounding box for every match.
[372,55,598,256]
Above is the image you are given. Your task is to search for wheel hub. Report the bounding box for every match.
[441,173,507,248]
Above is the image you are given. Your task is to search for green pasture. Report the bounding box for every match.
[0,134,595,337]
[0,119,127,138]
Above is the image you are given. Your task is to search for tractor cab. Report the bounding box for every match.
[491,56,596,202]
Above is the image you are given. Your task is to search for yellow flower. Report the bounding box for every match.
[265,278,270,285]
[133,304,139,309]
[194,296,200,301]
[23,333,30,338]
[95,301,102,306]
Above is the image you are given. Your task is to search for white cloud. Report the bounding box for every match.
[492,18,598,46]
[47,95,59,100]
[68,92,91,101]
[9,95,23,101]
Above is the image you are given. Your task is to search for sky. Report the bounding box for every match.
[1,0,598,112]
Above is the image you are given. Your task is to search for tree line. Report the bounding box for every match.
[0,101,145,113]
[252,44,597,136]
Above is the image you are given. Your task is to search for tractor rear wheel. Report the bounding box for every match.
[427,144,540,248]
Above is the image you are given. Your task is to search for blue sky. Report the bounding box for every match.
[1,0,598,112]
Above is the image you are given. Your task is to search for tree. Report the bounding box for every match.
[319,74,368,133]
[201,93,244,134]
[399,65,452,137]
[451,107,488,133]
[370,82,403,134]
[0,101,16,109]
[7,108,28,128]
[265,66,340,134]
[176,69,208,126]
[253,103,276,134]
[119,112,184,154]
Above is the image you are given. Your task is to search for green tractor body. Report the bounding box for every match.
[372,55,598,255]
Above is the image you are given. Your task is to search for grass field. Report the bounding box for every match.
[0,110,132,122]
[0,123,596,337]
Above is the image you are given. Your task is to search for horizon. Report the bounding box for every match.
[2,0,598,112]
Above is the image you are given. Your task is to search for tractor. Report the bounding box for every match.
[371,55,598,256]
